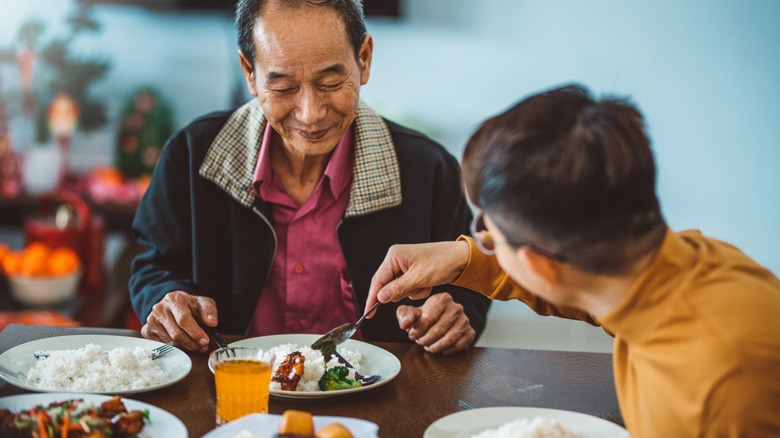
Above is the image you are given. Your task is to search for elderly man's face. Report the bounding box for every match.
[239,4,371,158]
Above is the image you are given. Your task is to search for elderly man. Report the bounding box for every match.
[129,0,489,354]
[366,85,780,436]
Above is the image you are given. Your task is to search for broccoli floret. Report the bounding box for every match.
[318,366,363,391]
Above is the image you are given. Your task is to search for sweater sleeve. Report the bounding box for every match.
[453,235,600,326]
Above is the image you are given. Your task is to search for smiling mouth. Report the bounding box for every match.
[295,128,330,141]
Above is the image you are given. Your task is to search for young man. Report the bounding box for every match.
[366,85,780,436]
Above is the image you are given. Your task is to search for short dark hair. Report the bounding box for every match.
[235,0,367,67]
[462,84,666,274]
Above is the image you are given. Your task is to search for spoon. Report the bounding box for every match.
[311,301,381,357]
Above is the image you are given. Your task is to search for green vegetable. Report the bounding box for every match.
[318,366,363,391]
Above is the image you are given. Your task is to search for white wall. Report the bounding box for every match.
[2,1,779,347]
[363,0,780,277]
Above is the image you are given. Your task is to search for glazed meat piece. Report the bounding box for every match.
[101,395,128,417]
[111,411,146,436]
[272,351,305,390]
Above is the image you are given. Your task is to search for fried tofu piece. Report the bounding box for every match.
[317,422,354,438]
[277,410,314,436]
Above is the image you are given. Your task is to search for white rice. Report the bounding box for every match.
[470,417,585,438]
[268,343,365,392]
[27,343,168,392]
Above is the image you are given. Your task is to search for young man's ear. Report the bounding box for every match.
[518,247,560,291]
[238,50,258,97]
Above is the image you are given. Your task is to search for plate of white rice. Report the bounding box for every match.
[423,407,629,438]
[0,335,192,394]
[225,334,401,399]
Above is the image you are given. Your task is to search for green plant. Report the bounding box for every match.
[115,87,174,177]
[2,0,111,144]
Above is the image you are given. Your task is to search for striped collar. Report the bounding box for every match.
[198,99,401,217]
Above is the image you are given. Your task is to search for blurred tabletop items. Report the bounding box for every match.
[0,189,136,332]
[0,2,173,331]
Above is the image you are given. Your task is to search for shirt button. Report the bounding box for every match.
[291,321,302,331]
[294,264,305,274]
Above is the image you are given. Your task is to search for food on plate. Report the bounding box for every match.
[27,343,167,392]
[470,417,584,438]
[230,409,356,438]
[317,367,361,391]
[315,422,354,438]
[272,351,305,391]
[277,409,314,436]
[0,395,149,437]
[272,410,354,438]
[230,410,356,438]
[267,344,370,392]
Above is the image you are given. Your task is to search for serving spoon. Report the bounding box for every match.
[311,302,381,359]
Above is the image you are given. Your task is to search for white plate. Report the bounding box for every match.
[0,335,192,394]
[203,413,379,438]
[424,407,629,438]
[224,334,401,399]
[0,392,187,438]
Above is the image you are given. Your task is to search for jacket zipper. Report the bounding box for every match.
[336,219,362,319]
[251,205,278,336]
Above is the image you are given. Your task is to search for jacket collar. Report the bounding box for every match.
[199,99,401,217]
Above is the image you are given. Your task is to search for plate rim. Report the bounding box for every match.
[0,334,192,395]
[423,406,629,438]
[227,333,401,399]
[202,412,379,438]
[0,391,188,438]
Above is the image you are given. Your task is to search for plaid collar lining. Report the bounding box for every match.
[198,100,401,217]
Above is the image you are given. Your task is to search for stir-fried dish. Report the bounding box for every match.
[0,396,149,438]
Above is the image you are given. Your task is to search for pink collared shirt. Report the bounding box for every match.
[248,125,362,338]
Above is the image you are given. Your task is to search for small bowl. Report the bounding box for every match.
[6,271,82,307]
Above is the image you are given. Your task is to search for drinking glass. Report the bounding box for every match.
[209,347,275,425]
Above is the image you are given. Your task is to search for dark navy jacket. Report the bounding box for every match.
[129,101,490,343]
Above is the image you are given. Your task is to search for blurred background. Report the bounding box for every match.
[0,0,778,350]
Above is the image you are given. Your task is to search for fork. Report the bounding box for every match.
[150,342,175,359]
[34,342,175,360]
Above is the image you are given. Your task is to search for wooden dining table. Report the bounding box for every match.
[0,324,624,437]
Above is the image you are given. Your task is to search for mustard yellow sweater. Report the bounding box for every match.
[454,229,780,437]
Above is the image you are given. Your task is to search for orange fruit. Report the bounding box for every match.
[18,242,51,277]
[1,251,21,275]
[0,244,12,273]
[0,243,11,261]
[93,166,125,187]
[47,246,81,276]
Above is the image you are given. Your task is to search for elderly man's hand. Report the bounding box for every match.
[140,291,218,353]
[396,292,475,355]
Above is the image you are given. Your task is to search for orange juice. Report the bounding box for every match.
[214,358,272,424]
